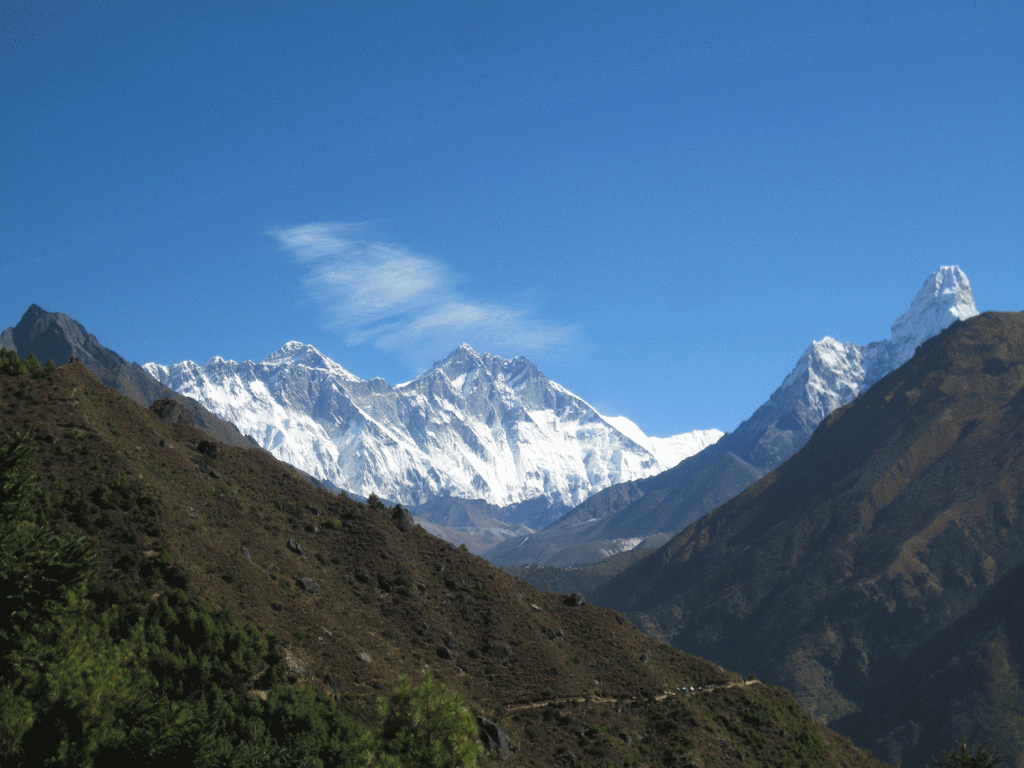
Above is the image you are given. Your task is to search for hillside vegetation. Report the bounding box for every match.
[0,351,884,766]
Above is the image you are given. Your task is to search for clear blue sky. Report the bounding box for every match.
[3,1,1021,436]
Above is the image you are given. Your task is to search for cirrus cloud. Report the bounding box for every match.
[270,223,579,362]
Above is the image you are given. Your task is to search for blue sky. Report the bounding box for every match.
[3,1,1021,436]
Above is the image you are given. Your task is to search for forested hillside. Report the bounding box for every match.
[0,350,885,767]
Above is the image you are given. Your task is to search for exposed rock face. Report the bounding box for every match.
[150,398,194,426]
[393,506,415,533]
[477,716,511,759]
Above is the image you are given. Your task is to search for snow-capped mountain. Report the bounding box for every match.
[488,265,979,567]
[144,343,721,508]
[747,265,977,466]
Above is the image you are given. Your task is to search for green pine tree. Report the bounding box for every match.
[932,741,1002,768]
[370,670,481,768]
[0,430,151,766]
[0,348,28,375]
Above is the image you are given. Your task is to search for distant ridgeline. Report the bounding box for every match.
[489,265,980,569]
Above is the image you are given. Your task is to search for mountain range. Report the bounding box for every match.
[0,263,1012,765]
[0,266,978,566]
[143,341,721,538]
[592,309,1024,766]
[488,265,978,567]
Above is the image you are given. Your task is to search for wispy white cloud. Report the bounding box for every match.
[270,223,579,361]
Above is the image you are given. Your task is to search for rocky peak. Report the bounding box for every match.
[889,265,977,367]
[263,341,323,365]
[3,304,94,365]
[431,343,487,377]
[262,341,360,381]
[419,344,543,396]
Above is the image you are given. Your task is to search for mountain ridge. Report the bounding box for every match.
[0,304,257,451]
[592,310,1024,765]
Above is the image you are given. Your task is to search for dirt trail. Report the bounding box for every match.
[506,679,759,712]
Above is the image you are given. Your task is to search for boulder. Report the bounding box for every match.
[476,716,511,760]
[150,398,193,426]
[393,505,415,532]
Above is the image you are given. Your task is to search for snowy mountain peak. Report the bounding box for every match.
[437,342,507,370]
[772,266,979,442]
[889,265,977,366]
[263,340,322,364]
[435,343,485,371]
[262,341,360,381]
[423,344,542,392]
[147,338,717,509]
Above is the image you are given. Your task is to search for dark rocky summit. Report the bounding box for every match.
[2,304,255,449]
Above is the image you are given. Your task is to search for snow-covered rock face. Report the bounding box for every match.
[144,343,720,507]
[889,266,977,368]
[776,265,977,432]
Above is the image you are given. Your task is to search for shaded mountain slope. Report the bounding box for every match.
[593,311,1024,765]
[487,266,977,567]
[1,304,255,449]
[0,356,885,767]
[838,556,1024,766]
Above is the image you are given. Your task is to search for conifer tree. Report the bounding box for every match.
[371,670,482,768]
[0,348,27,375]
[0,432,95,638]
[0,430,149,766]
